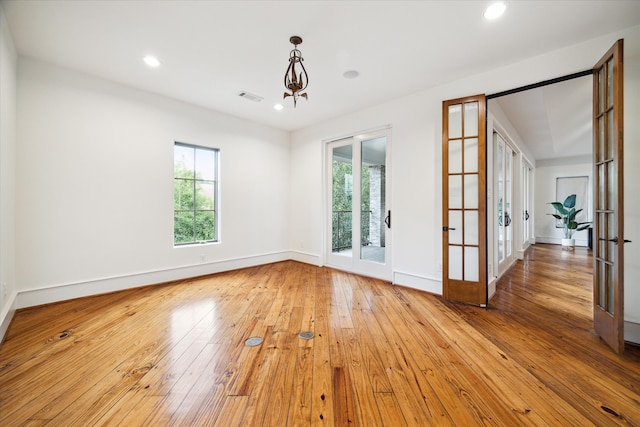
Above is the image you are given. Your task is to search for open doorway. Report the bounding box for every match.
[442,40,626,353]
[486,74,593,297]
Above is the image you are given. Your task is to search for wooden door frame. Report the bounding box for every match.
[442,95,488,306]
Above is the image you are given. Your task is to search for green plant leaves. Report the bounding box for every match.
[548,193,591,239]
[550,202,568,215]
[563,194,577,209]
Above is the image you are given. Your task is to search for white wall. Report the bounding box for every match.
[534,160,592,246]
[0,5,18,340]
[290,25,640,341]
[15,58,291,308]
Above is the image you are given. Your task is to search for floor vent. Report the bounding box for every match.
[244,337,263,346]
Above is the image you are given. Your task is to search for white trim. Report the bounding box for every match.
[488,276,497,300]
[322,124,392,144]
[289,250,322,266]
[393,270,442,295]
[15,251,290,309]
[535,237,589,247]
[0,290,17,343]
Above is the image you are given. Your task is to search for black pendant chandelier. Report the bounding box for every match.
[283,35,308,107]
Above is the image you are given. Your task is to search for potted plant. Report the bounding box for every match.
[548,194,591,250]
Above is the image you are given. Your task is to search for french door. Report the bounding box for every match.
[442,96,487,306]
[441,42,625,353]
[326,130,391,279]
[495,132,514,276]
[593,39,626,353]
[522,160,534,247]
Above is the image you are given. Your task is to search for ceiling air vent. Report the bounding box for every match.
[238,91,263,102]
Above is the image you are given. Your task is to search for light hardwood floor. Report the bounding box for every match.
[1,244,639,426]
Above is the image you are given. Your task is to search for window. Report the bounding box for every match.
[174,142,219,245]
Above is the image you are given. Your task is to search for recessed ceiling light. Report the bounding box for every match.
[274,104,284,111]
[484,2,506,20]
[343,70,360,79]
[143,56,161,67]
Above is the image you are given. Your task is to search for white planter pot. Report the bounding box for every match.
[562,238,575,250]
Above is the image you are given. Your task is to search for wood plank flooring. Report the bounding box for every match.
[1,243,639,426]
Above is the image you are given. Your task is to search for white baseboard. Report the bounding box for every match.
[535,236,589,247]
[16,251,291,310]
[0,291,17,344]
[393,270,442,295]
[488,276,497,300]
[625,321,640,345]
[289,250,322,266]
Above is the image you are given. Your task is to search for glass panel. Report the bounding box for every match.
[448,246,463,280]
[195,211,215,241]
[598,68,604,114]
[598,164,605,211]
[448,105,462,139]
[195,182,215,210]
[464,247,479,282]
[607,161,616,211]
[449,211,463,245]
[361,138,386,264]
[598,115,605,163]
[598,263,605,308]
[597,213,605,259]
[174,144,194,178]
[464,211,478,245]
[449,140,462,174]
[464,175,478,209]
[449,175,462,209]
[497,139,504,211]
[332,145,353,255]
[464,102,478,137]
[497,140,504,261]
[174,211,194,244]
[174,179,193,210]
[606,58,613,108]
[498,224,504,262]
[464,138,478,173]
[607,263,615,315]
[607,213,616,263]
[195,148,216,180]
[607,109,615,161]
[505,147,512,257]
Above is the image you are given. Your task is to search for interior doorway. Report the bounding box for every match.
[443,40,626,353]
[487,72,593,289]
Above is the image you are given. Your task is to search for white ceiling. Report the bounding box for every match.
[2,0,640,142]
[492,76,593,161]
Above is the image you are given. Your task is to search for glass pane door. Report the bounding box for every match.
[442,96,487,306]
[522,162,533,245]
[331,144,353,259]
[592,40,624,353]
[495,132,514,276]
[326,131,391,279]
[360,137,387,264]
